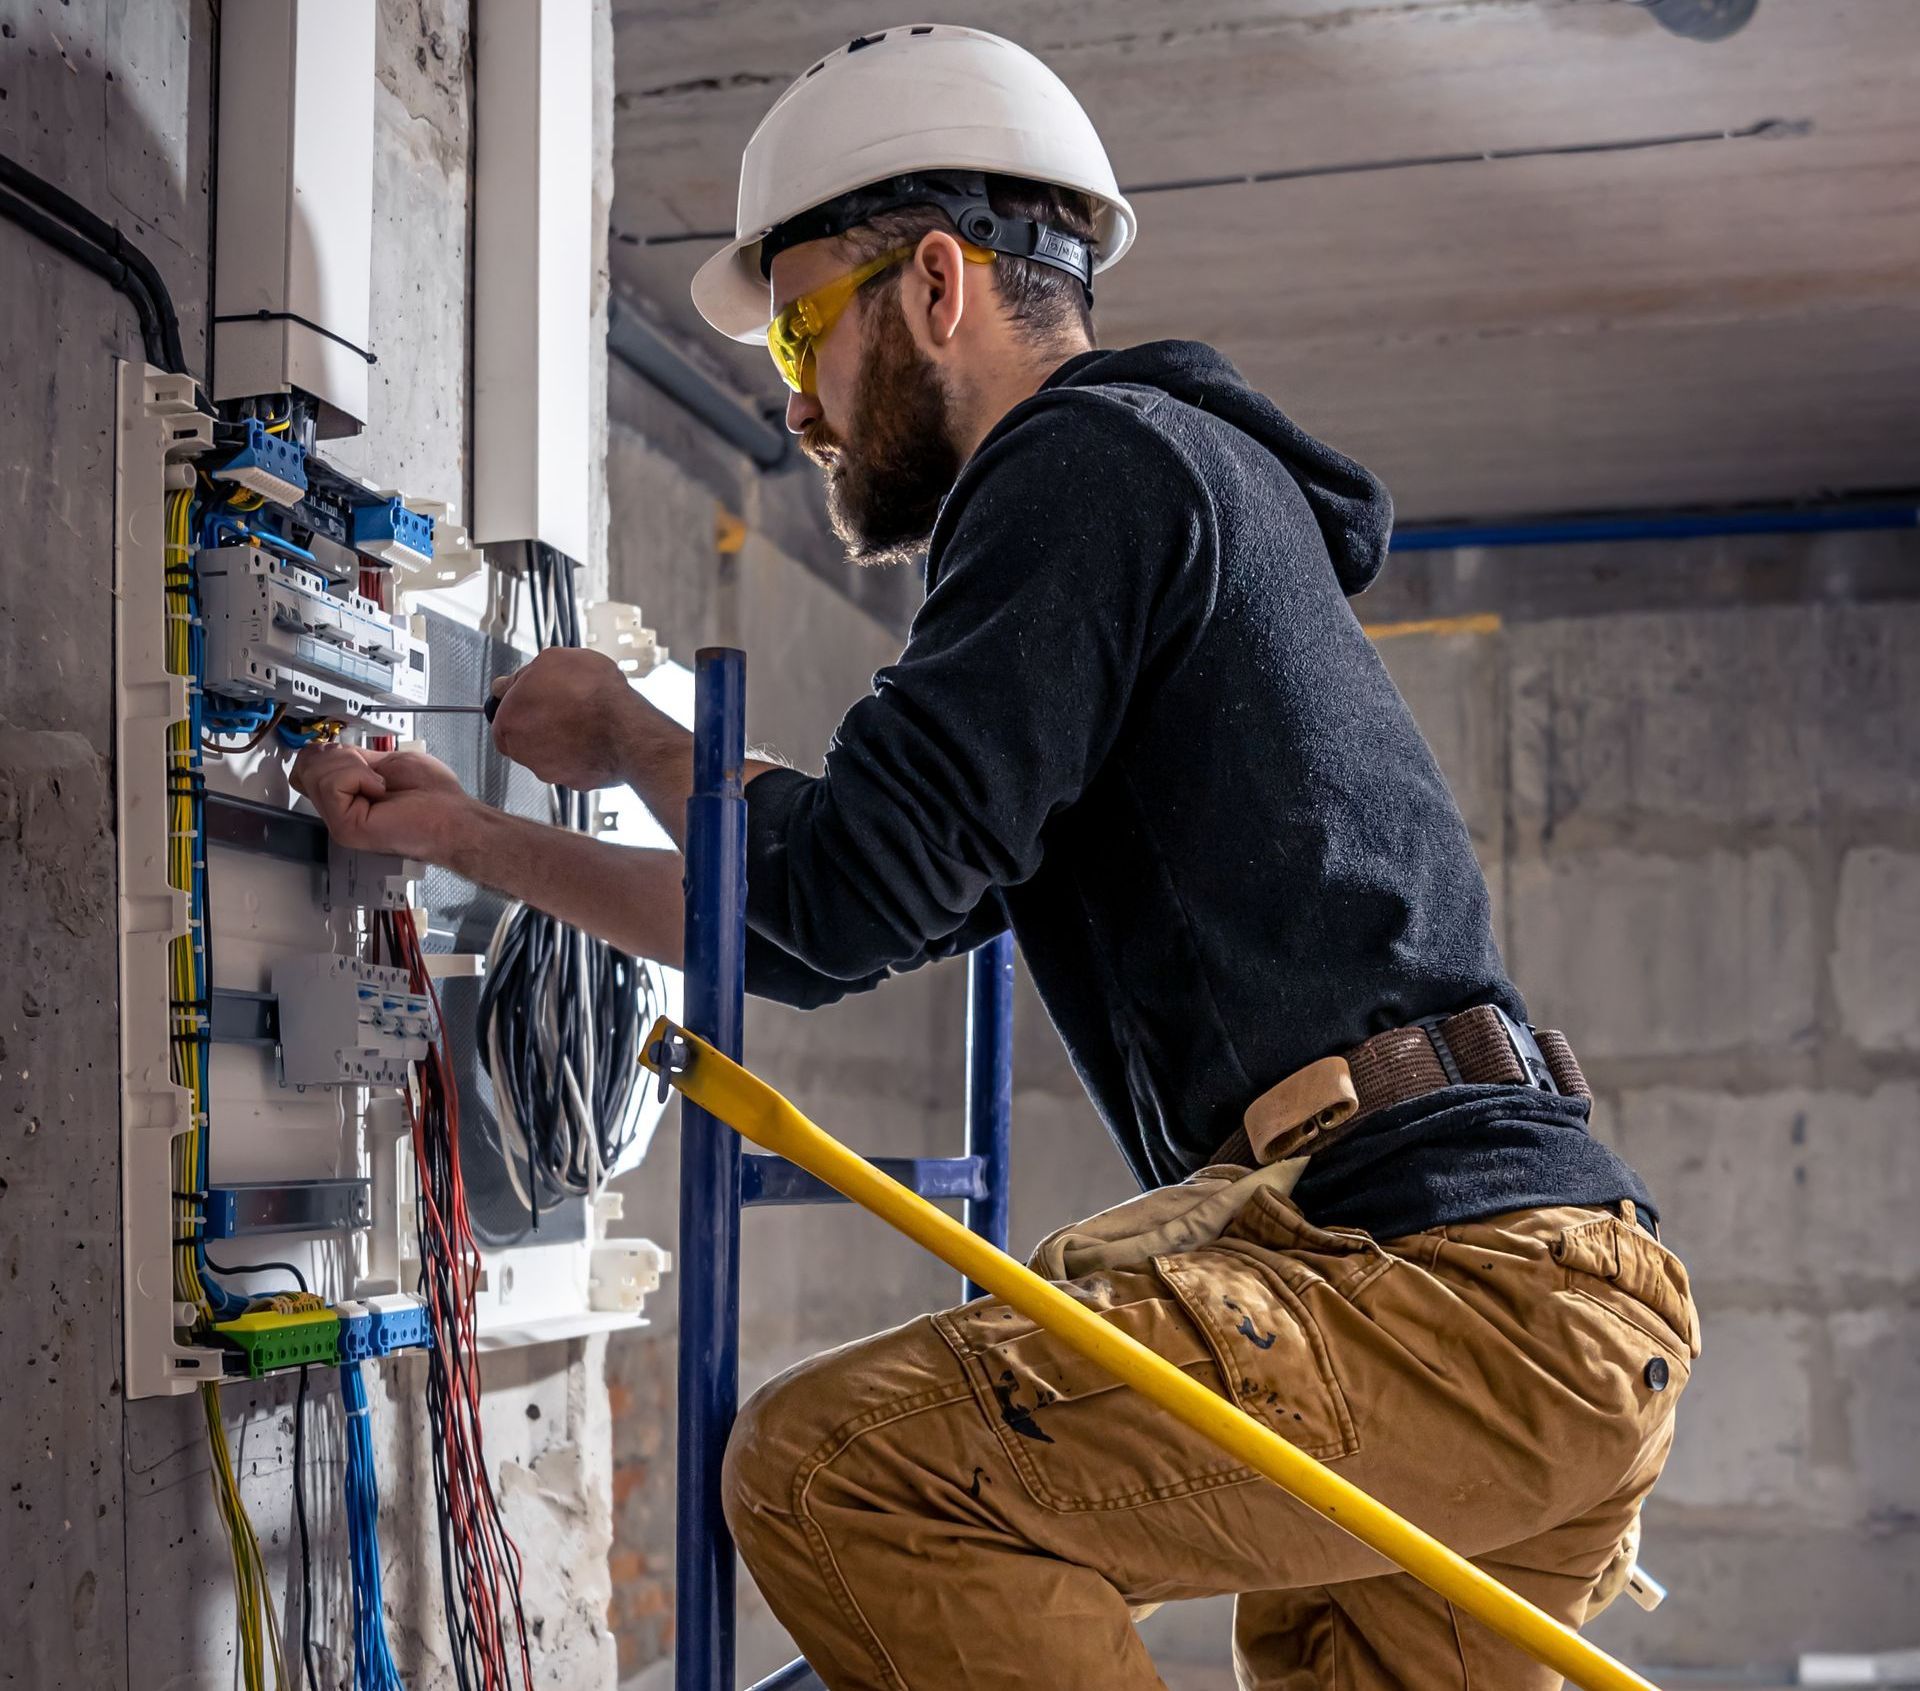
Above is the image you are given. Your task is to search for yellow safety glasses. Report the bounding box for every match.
[767,243,995,394]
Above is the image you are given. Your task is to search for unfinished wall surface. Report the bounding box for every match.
[0,2,621,1686]
[1428,540,1920,1677]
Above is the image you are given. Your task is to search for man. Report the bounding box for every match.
[295,25,1697,1691]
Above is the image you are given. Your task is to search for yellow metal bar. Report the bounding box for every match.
[643,1018,1664,1691]
[1360,611,1503,641]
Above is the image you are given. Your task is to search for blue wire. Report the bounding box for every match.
[340,1362,406,1691]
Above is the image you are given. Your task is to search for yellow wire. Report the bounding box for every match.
[165,489,287,1691]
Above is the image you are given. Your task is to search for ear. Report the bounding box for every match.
[899,229,971,357]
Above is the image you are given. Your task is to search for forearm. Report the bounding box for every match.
[617,720,783,852]
[443,802,685,966]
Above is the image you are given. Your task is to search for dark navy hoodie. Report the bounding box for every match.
[739,340,1654,1238]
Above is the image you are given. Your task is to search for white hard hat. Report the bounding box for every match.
[691,23,1136,344]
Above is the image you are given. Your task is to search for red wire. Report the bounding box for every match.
[361,567,397,754]
[388,911,532,1688]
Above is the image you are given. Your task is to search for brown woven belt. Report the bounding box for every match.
[1212,1004,1590,1168]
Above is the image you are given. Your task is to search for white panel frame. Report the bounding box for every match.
[472,0,593,559]
[115,368,665,1394]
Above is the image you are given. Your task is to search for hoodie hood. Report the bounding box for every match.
[1043,340,1393,596]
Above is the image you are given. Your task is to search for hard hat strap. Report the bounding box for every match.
[759,170,1094,296]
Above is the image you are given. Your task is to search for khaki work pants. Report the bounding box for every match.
[724,1189,1700,1690]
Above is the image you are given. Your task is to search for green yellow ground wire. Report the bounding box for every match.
[164,487,290,1691]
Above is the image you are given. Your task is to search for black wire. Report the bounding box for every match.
[0,181,169,369]
[474,544,655,1222]
[292,1364,320,1691]
[0,153,186,371]
[200,1253,309,1295]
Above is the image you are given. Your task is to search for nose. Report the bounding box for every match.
[786,390,823,435]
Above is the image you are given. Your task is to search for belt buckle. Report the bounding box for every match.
[1417,1006,1559,1095]
[1490,1005,1559,1094]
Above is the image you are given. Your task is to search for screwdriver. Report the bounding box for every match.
[403,698,502,719]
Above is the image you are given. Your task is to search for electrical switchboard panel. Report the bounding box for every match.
[113,364,671,1404]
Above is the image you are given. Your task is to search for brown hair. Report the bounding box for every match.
[844,174,1101,348]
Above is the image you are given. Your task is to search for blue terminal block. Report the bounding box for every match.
[335,1303,377,1364]
[351,497,435,570]
[334,1294,432,1363]
[212,418,309,508]
[367,1294,433,1355]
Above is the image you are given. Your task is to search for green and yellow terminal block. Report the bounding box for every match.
[212,1307,341,1378]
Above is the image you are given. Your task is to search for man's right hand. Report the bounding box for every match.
[489,647,685,793]
[289,744,477,863]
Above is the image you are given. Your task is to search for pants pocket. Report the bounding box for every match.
[935,1277,1262,1513]
[1552,1215,1701,1362]
[1152,1250,1360,1463]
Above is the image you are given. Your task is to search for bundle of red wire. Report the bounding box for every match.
[381,909,532,1691]
[360,567,397,755]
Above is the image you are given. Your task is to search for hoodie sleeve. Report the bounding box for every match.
[743,397,1211,981]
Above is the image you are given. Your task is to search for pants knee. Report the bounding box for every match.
[722,1364,816,1544]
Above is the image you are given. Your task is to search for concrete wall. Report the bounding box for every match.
[0,3,622,1686]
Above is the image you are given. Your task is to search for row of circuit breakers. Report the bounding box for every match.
[213,420,438,1106]
[207,418,433,721]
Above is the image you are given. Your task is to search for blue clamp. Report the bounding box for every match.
[351,497,435,569]
[212,418,308,508]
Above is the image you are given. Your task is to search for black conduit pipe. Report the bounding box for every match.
[0,153,187,375]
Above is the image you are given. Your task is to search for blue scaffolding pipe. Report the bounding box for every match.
[676,649,749,1691]
[1389,500,1920,552]
[676,649,1016,1691]
[964,931,1016,1300]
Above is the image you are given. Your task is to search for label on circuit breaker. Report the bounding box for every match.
[198,546,430,720]
[271,954,432,1088]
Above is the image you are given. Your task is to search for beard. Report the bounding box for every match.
[800,292,961,568]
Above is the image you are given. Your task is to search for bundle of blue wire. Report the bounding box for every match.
[341,1360,406,1691]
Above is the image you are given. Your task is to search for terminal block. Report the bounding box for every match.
[212,419,308,508]
[351,496,435,571]
[335,1293,433,1362]
[198,547,430,721]
[213,1307,341,1378]
[272,954,432,1088]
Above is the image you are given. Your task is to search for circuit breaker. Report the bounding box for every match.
[199,548,430,721]
[272,954,433,1088]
